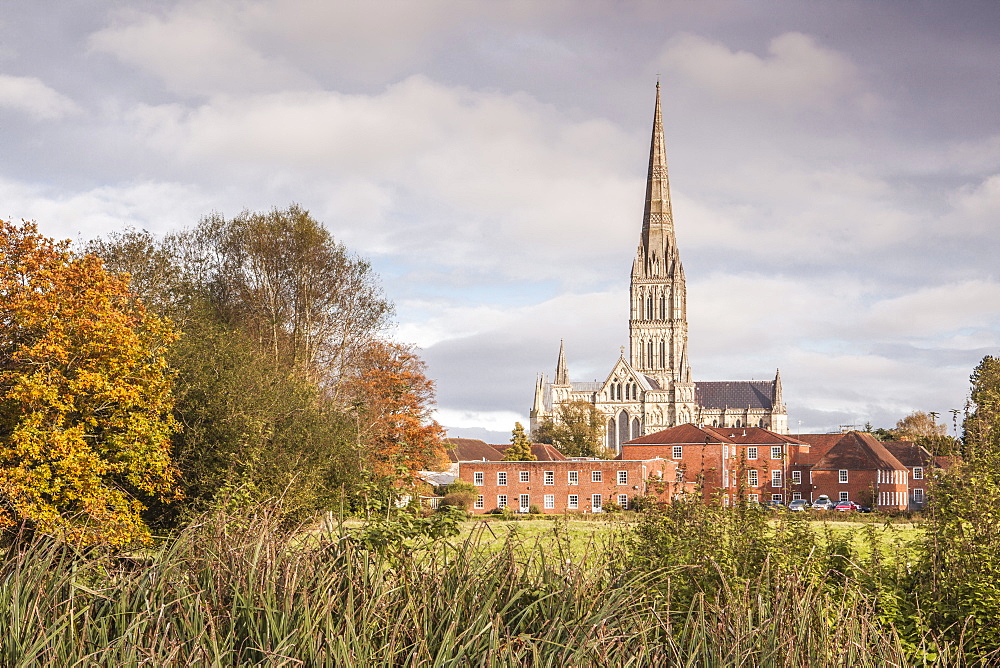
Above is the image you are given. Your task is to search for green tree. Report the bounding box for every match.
[917,356,1000,655]
[533,400,611,458]
[503,423,536,461]
[0,220,179,547]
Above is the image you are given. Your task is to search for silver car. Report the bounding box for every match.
[787,499,810,512]
[811,496,835,510]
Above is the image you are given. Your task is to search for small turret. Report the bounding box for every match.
[554,340,569,385]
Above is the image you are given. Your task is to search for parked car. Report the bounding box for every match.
[811,496,835,510]
[787,499,810,512]
[762,499,785,511]
[834,501,860,512]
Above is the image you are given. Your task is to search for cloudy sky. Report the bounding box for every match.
[2,1,998,442]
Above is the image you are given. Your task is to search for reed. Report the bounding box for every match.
[0,508,970,666]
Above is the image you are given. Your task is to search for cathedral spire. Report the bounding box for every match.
[554,340,569,385]
[640,80,675,258]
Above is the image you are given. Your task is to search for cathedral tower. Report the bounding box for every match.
[629,83,695,420]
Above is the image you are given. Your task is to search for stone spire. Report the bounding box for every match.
[773,369,784,409]
[531,374,545,417]
[554,339,569,385]
[639,80,677,269]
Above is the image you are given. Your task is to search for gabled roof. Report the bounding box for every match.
[624,423,728,445]
[530,443,569,461]
[696,381,775,410]
[882,441,935,468]
[444,438,504,462]
[811,432,906,471]
[702,426,809,446]
[790,433,844,465]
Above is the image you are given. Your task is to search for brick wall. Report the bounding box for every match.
[458,459,671,514]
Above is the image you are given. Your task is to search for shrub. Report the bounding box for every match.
[528,504,541,515]
[439,492,475,510]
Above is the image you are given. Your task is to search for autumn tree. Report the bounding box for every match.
[344,340,447,486]
[503,423,536,461]
[889,410,960,455]
[532,400,611,458]
[0,220,179,547]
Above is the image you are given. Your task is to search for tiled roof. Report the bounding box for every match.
[812,432,906,471]
[624,423,728,445]
[702,426,810,446]
[530,443,569,461]
[790,433,844,464]
[444,438,504,462]
[643,376,662,390]
[696,381,775,410]
[882,441,934,468]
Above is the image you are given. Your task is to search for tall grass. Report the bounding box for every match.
[0,508,970,666]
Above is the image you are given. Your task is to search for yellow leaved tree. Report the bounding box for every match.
[0,220,179,547]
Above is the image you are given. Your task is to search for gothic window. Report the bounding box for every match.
[631,417,641,440]
[647,340,654,367]
[734,420,741,428]
[660,295,666,320]
[647,296,654,319]
[712,419,718,427]
[632,382,638,398]
[618,410,630,448]
[625,383,630,401]
[660,340,665,368]
[607,418,616,451]
[758,419,765,428]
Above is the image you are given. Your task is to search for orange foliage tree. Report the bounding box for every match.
[0,220,179,547]
[347,341,447,485]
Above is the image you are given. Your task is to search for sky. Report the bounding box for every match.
[2,1,999,443]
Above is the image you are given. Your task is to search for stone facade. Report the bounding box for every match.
[530,84,788,452]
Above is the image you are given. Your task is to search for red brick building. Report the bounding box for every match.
[457,457,682,514]
[446,428,945,513]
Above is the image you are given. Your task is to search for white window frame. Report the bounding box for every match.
[519,471,529,483]
[497,471,507,486]
[672,445,683,460]
[771,470,782,488]
[591,494,603,512]
[771,493,783,503]
[617,494,628,509]
[474,495,484,509]
[771,446,782,460]
[748,493,759,503]
[748,470,758,487]
[474,472,484,486]
[544,471,554,485]
[519,494,529,512]
[838,469,848,484]
[791,470,801,484]
[913,467,924,480]
[568,494,579,509]
[792,492,802,501]
[497,495,507,509]
[617,470,628,485]
[544,494,554,509]
[592,471,602,483]
[747,446,758,460]
[568,471,579,485]
[839,491,849,502]
[914,488,925,504]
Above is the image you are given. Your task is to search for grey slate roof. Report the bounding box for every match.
[695,380,775,410]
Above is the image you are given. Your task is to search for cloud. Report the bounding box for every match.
[0,74,80,119]
[89,6,316,96]
[0,177,214,242]
[120,75,640,287]
[658,32,863,110]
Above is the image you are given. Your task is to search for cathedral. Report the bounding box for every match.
[529,84,788,452]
